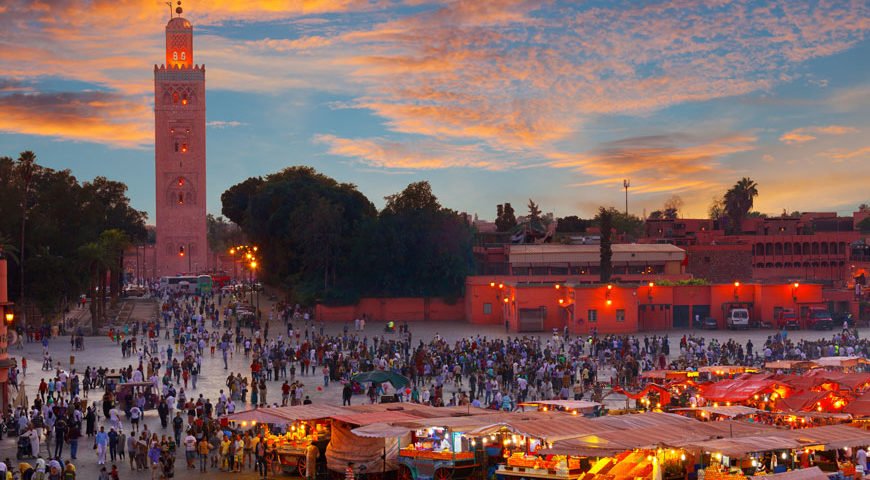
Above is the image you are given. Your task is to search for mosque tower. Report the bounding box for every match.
[153,1,207,275]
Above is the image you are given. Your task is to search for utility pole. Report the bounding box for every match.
[623,179,630,215]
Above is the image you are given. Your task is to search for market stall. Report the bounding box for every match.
[224,405,345,477]
[327,411,422,480]
[393,424,477,480]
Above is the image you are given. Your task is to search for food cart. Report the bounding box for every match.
[224,405,344,477]
[395,425,478,480]
[463,416,597,480]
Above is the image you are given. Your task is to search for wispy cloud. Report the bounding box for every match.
[207,120,246,128]
[313,134,512,170]
[552,132,756,194]
[780,124,858,144]
[820,146,870,160]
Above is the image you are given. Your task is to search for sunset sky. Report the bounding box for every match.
[1,0,868,222]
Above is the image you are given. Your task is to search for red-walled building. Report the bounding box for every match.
[468,281,827,334]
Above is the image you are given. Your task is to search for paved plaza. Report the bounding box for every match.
[1,300,865,479]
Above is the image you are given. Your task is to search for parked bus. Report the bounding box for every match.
[159,275,198,293]
[197,275,213,294]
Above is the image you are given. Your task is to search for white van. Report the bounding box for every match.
[726,308,750,329]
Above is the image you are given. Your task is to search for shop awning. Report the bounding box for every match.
[701,378,779,402]
[467,416,599,442]
[844,392,870,417]
[672,406,761,418]
[765,361,819,371]
[394,412,535,431]
[681,436,803,458]
[786,424,870,449]
[814,356,869,369]
[750,467,828,480]
[332,411,421,426]
[698,366,756,375]
[774,391,831,412]
[351,423,412,438]
[807,371,870,391]
[224,405,349,425]
[518,400,602,410]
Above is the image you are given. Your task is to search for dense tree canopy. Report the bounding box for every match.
[0,151,146,317]
[495,203,517,232]
[222,168,474,305]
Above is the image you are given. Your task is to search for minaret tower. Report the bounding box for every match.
[154,1,207,275]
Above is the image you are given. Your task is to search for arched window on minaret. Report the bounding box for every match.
[172,92,179,104]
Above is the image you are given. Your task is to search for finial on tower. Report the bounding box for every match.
[176,1,183,16]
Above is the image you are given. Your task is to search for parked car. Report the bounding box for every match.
[726,308,750,330]
[700,317,718,330]
[775,308,800,330]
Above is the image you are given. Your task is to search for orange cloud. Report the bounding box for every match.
[552,133,756,194]
[822,146,870,160]
[314,134,512,170]
[780,125,858,144]
[0,91,151,148]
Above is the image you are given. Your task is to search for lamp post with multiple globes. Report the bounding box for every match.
[228,245,260,314]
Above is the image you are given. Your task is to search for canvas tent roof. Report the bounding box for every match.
[701,378,779,402]
[681,436,803,457]
[814,357,869,369]
[351,423,412,438]
[786,424,870,449]
[765,361,819,371]
[844,392,870,417]
[225,404,348,424]
[673,406,761,418]
[519,400,601,410]
[774,391,831,412]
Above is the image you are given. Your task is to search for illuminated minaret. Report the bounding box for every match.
[154,1,207,275]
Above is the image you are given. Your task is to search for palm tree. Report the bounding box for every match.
[0,233,18,264]
[17,151,36,327]
[99,229,131,308]
[724,177,759,233]
[78,242,111,327]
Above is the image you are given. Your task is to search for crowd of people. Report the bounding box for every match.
[1,284,867,479]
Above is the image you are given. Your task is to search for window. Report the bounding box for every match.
[173,51,178,60]
[588,309,597,323]
[483,303,492,315]
[177,193,184,204]
[172,92,179,104]
[616,309,625,322]
[181,143,188,153]
[174,142,179,152]
[180,51,186,60]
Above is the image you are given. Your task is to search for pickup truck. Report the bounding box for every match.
[805,307,833,330]
[775,308,800,330]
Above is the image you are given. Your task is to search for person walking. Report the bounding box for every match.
[197,436,212,472]
[108,427,119,462]
[95,426,109,466]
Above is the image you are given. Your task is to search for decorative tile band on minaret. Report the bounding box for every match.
[154,2,208,276]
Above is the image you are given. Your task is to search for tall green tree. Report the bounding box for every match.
[527,199,542,222]
[594,207,643,239]
[0,151,145,319]
[495,203,517,232]
[597,207,613,283]
[724,177,759,233]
